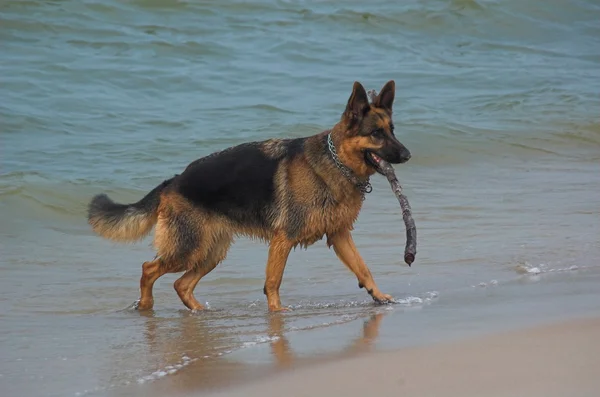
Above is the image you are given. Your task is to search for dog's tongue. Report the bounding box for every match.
[369,152,387,175]
[377,158,417,267]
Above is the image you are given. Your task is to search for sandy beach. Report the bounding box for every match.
[203,316,600,397]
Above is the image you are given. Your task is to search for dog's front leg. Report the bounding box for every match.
[327,229,393,304]
[264,231,293,312]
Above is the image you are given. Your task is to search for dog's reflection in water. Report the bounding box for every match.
[268,311,386,369]
[126,309,389,395]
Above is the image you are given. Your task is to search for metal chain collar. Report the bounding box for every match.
[326,133,372,197]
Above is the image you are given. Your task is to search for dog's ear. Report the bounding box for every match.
[373,80,395,113]
[344,81,370,123]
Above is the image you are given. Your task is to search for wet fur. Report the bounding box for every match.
[87,80,411,311]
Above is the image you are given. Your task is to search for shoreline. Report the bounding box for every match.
[198,316,600,397]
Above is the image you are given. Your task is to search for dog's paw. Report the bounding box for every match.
[269,306,292,313]
[370,292,393,304]
[129,298,154,311]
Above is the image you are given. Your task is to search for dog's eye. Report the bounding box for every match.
[372,129,385,138]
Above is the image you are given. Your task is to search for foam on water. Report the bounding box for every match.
[137,355,198,384]
[474,280,499,288]
[135,335,281,385]
[515,262,583,276]
[285,291,440,311]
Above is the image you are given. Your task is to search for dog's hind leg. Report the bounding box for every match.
[173,265,217,311]
[264,231,294,312]
[137,258,178,310]
[174,234,232,311]
[327,229,393,304]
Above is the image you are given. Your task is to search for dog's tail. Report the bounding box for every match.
[87,177,175,242]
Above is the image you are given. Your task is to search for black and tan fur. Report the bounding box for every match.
[88,80,411,312]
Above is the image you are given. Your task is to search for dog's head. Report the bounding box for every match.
[336,80,411,176]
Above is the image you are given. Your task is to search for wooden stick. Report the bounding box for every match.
[368,88,416,266]
[378,160,417,266]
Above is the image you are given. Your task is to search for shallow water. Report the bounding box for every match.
[1,0,600,396]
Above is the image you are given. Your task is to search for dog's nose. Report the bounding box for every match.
[399,149,411,163]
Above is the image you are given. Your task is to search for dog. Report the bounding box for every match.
[87,80,411,312]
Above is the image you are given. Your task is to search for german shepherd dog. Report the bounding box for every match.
[87,80,411,312]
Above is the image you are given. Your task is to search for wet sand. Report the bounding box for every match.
[203,317,600,397]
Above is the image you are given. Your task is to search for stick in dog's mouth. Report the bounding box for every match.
[369,154,417,266]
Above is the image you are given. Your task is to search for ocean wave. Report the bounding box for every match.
[206,103,296,114]
[0,172,147,221]
[551,121,600,145]
[4,0,598,42]
[2,0,599,194]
